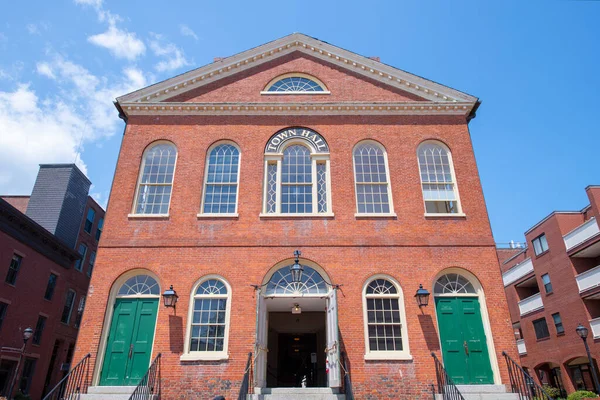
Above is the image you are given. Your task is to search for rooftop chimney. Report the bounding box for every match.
[213,57,224,62]
[368,56,380,62]
[26,164,91,248]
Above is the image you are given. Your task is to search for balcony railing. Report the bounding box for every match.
[576,265,600,293]
[516,339,527,355]
[503,258,534,286]
[518,293,544,316]
[564,217,600,251]
[590,318,600,339]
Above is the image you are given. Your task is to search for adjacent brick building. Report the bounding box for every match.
[0,164,105,399]
[498,186,600,397]
[73,33,519,399]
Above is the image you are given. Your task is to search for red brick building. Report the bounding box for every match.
[498,186,600,397]
[73,34,519,399]
[0,164,105,400]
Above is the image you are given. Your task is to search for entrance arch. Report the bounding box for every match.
[96,271,160,386]
[255,258,339,391]
[433,268,500,385]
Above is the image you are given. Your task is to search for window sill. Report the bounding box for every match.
[259,213,334,218]
[364,352,413,361]
[259,91,331,95]
[180,353,229,362]
[535,250,550,258]
[127,213,170,219]
[424,213,466,218]
[197,213,239,219]
[355,213,397,219]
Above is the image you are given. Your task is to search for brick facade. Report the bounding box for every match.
[74,35,517,399]
[498,186,600,396]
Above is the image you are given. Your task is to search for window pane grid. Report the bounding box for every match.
[266,163,277,213]
[268,77,324,92]
[6,254,22,285]
[190,279,228,353]
[366,283,403,352]
[418,143,459,213]
[203,144,239,214]
[317,163,327,213]
[135,144,176,214]
[354,144,390,213]
[281,145,313,214]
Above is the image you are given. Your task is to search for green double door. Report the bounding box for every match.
[435,297,494,384]
[100,298,158,386]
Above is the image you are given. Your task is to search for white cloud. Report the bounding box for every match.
[180,25,199,41]
[0,57,148,195]
[74,0,103,7]
[88,22,146,60]
[149,33,191,72]
[26,24,39,35]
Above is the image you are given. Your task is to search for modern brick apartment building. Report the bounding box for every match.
[498,186,600,397]
[0,164,105,399]
[73,33,519,399]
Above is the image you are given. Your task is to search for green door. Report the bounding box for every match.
[100,298,158,386]
[435,297,493,384]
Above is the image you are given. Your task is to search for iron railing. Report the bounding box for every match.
[238,352,253,400]
[341,351,354,400]
[129,353,161,400]
[502,351,554,400]
[42,353,91,400]
[431,352,465,400]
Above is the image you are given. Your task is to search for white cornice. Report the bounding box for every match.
[119,101,473,117]
[116,33,478,112]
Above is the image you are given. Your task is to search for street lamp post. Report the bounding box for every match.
[576,323,600,394]
[3,327,33,399]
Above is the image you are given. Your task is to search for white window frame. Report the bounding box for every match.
[260,72,330,95]
[417,140,464,217]
[260,140,333,217]
[362,275,411,360]
[130,140,178,218]
[181,275,232,361]
[352,140,396,217]
[532,234,549,255]
[198,141,241,218]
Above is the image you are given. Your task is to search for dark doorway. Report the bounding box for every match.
[0,359,17,397]
[277,333,318,387]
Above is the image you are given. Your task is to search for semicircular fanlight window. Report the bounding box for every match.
[267,76,325,93]
[118,275,160,296]
[434,273,475,295]
[265,265,329,295]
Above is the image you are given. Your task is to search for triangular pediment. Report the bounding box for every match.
[116,33,479,119]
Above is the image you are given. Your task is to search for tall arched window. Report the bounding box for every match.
[353,141,394,215]
[133,142,177,215]
[262,128,332,216]
[183,277,231,360]
[363,276,410,360]
[417,141,461,214]
[201,142,240,215]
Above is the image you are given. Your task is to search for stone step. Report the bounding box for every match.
[435,393,519,400]
[456,385,509,393]
[80,386,157,400]
[250,387,345,400]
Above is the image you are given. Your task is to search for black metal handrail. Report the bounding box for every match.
[341,351,354,400]
[42,353,91,400]
[502,351,554,400]
[431,352,465,400]
[238,352,253,400]
[129,353,161,400]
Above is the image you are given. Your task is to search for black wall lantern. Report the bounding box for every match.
[415,284,431,307]
[162,285,178,308]
[290,250,304,283]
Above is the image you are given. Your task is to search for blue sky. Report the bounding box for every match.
[0,1,598,243]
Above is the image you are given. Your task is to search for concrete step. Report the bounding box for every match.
[250,387,345,400]
[456,385,509,393]
[434,385,520,400]
[80,386,157,400]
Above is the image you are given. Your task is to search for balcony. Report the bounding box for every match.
[564,217,600,252]
[516,339,527,355]
[503,258,534,286]
[518,293,544,316]
[576,265,600,294]
[590,317,600,339]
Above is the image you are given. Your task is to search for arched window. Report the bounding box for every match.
[353,141,394,215]
[201,142,240,215]
[363,277,411,360]
[434,273,476,295]
[133,142,177,215]
[263,128,332,216]
[417,141,461,214]
[117,275,160,296]
[262,73,328,94]
[183,277,231,360]
[265,265,329,296]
